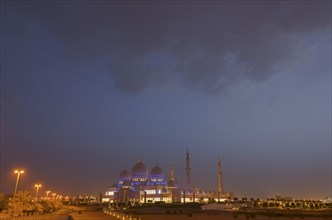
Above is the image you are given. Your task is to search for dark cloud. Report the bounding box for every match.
[268,96,280,107]
[6,1,331,94]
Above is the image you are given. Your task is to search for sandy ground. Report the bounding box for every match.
[70,210,116,220]
[138,213,331,220]
[0,210,332,220]
[103,210,332,220]
[2,207,330,220]
[0,210,69,220]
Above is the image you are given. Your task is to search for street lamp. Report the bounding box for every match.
[34,184,42,198]
[13,170,24,197]
[46,190,51,198]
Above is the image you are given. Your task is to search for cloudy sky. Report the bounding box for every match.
[1,1,331,199]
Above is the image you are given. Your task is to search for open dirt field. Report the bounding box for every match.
[138,213,331,220]
[85,209,331,220]
[64,206,332,220]
[70,210,116,220]
[3,206,330,220]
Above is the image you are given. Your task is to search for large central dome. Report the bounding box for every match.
[150,165,164,181]
[131,160,149,180]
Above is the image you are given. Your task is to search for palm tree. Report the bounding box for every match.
[0,193,4,211]
[34,202,44,214]
[9,190,34,216]
[0,193,11,211]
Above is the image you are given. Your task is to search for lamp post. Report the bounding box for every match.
[13,170,24,197]
[46,190,51,199]
[34,184,42,198]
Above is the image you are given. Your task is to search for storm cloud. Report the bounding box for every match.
[1,1,331,198]
[7,1,331,94]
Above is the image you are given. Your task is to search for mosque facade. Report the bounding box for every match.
[102,148,233,204]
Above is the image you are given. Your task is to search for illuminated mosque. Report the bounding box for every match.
[103,148,233,204]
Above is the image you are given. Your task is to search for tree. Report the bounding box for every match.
[8,190,34,216]
[34,202,44,214]
[0,193,12,212]
[0,193,5,211]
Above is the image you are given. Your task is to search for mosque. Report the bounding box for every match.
[102,148,233,204]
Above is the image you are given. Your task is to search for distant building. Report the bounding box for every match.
[102,148,233,204]
[322,197,332,203]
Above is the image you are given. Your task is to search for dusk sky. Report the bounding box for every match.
[1,1,331,200]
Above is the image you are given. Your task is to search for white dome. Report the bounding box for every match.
[131,160,149,179]
[150,165,164,181]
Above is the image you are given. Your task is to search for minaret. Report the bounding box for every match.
[185,147,192,191]
[169,162,176,202]
[170,162,175,181]
[217,157,223,194]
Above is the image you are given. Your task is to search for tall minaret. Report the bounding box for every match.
[170,162,175,181]
[169,162,176,202]
[217,157,223,194]
[185,147,192,191]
